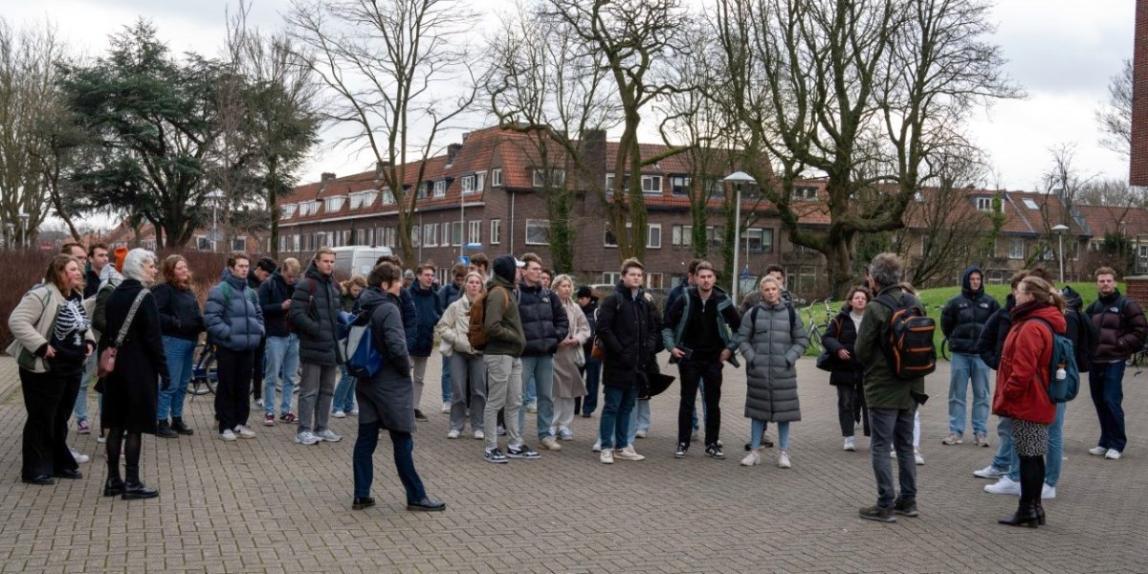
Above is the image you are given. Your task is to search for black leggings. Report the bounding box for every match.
[106,428,143,483]
[1018,455,1045,508]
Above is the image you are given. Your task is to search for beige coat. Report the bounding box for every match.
[435,295,477,356]
[7,283,96,373]
[554,297,591,399]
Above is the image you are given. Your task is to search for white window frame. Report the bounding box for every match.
[411,226,420,248]
[433,180,447,198]
[647,223,662,248]
[490,219,502,245]
[281,203,297,218]
[424,223,438,247]
[792,186,817,201]
[442,222,451,246]
[450,221,463,246]
[325,196,346,213]
[382,189,395,205]
[1008,238,1024,260]
[641,175,663,194]
[460,175,475,195]
[491,168,503,188]
[525,219,550,246]
[475,171,486,192]
[1023,198,1039,210]
[468,220,481,244]
[602,272,621,285]
[976,197,994,212]
[670,175,690,195]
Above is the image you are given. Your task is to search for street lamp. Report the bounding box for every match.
[18,211,29,249]
[1052,224,1070,284]
[723,171,757,305]
[205,190,225,252]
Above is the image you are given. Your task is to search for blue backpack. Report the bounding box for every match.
[1032,318,1080,403]
[342,314,383,379]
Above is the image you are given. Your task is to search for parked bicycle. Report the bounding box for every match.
[187,343,218,396]
[802,298,836,355]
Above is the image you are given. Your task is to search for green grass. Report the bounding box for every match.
[797,281,1119,358]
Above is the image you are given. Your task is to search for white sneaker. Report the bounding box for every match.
[635,430,648,439]
[984,476,1021,495]
[558,427,574,441]
[592,439,602,453]
[890,446,896,458]
[1042,483,1057,499]
[914,450,926,466]
[616,446,645,461]
[973,465,1006,479]
[317,429,342,442]
[69,448,90,464]
[843,437,856,452]
[220,429,238,441]
[740,449,761,466]
[541,436,562,451]
[473,429,484,440]
[349,408,359,416]
[446,429,461,439]
[778,450,792,469]
[1088,446,1108,456]
[295,431,320,445]
[1105,448,1123,460]
[600,449,614,464]
[441,401,451,413]
[332,410,346,419]
[255,399,263,408]
[234,425,256,439]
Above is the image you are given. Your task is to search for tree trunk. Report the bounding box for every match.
[826,237,854,300]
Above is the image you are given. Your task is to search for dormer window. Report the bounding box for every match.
[382,188,395,205]
[792,186,817,201]
[281,203,297,218]
[417,182,429,199]
[325,195,346,213]
[641,175,663,194]
[533,169,566,188]
[491,169,503,187]
[975,197,996,212]
[433,180,447,198]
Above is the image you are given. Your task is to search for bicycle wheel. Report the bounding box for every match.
[188,348,219,395]
[806,326,822,354]
[940,339,951,361]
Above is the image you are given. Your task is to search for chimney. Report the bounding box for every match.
[321,172,337,182]
[447,143,463,165]
[580,129,607,191]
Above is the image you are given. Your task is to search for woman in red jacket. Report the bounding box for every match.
[993,276,1064,528]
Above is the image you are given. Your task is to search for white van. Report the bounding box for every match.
[330,246,393,280]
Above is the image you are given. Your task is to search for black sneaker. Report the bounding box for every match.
[156,420,178,439]
[859,505,897,523]
[705,444,725,459]
[674,443,688,458]
[484,448,509,464]
[414,409,429,422]
[506,444,541,460]
[894,499,919,517]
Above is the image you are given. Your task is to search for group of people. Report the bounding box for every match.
[8,241,1140,527]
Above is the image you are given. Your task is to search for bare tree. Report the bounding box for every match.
[288,0,477,263]
[715,0,1017,297]
[1077,177,1145,209]
[1097,58,1131,158]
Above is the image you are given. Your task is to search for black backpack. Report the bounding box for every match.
[875,293,936,380]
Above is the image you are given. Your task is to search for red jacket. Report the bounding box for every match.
[992,303,1065,425]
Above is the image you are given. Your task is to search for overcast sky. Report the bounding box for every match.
[1,0,1136,205]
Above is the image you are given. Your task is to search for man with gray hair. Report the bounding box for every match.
[855,253,927,523]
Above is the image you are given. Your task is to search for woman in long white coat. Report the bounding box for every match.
[550,275,591,440]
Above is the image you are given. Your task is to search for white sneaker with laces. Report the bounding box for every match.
[295,431,320,445]
[1042,483,1057,499]
[317,429,342,442]
[255,399,263,408]
[1088,446,1108,456]
[473,429,484,440]
[1105,448,1122,460]
[914,450,925,466]
[984,476,1021,495]
[349,408,359,416]
[616,446,645,461]
[332,410,346,419]
[558,427,574,440]
[778,450,792,469]
[234,425,256,439]
[441,401,451,414]
[592,439,602,452]
[973,464,1006,479]
[635,430,648,439]
[220,429,238,441]
[69,448,90,464]
[843,437,856,451]
[446,429,461,439]
[600,449,614,464]
[740,449,761,466]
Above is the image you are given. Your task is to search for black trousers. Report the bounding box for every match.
[677,359,723,446]
[251,338,266,400]
[836,383,871,438]
[215,347,254,433]
[20,367,81,479]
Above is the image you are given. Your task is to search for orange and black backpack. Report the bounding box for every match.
[874,293,936,380]
[468,286,509,351]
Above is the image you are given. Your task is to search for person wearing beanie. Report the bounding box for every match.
[481,255,535,463]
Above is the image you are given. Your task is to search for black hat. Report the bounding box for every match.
[576,285,593,299]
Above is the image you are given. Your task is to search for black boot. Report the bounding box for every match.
[1035,502,1046,526]
[156,420,178,438]
[171,417,194,436]
[122,465,159,500]
[103,476,126,497]
[998,502,1040,528]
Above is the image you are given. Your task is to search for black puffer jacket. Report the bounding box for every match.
[152,282,205,342]
[1086,289,1148,362]
[977,293,1014,370]
[289,263,343,366]
[517,283,569,356]
[821,307,864,386]
[941,266,999,354]
[1062,286,1099,371]
[597,282,662,388]
[580,297,599,358]
[259,272,294,338]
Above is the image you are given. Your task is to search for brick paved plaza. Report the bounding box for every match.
[0,354,1146,573]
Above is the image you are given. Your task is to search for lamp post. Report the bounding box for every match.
[18,211,29,249]
[206,190,225,252]
[1052,224,1069,284]
[723,171,757,305]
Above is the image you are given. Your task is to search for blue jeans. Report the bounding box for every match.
[599,385,637,450]
[73,354,96,422]
[518,355,555,440]
[581,358,601,415]
[158,337,196,421]
[332,366,357,413]
[1007,402,1066,486]
[352,421,426,502]
[751,419,790,450]
[441,355,452,404]
[262,335,299,416]
[948,353,991,435]
[627,398,651,445]
[1089,361,1127,452]
[990,417,1014,472]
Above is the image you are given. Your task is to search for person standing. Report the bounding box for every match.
[993,276,1065,527]
[204,253,266,442]
[289,248,344,445]
[855,253,926,522]
[516,253,569,452]
[259,258,302,425]
[481,255,538,463]
[435,271,488,439]
[576,286,601,418]
[941,266,999,447]
[1085,267,1147,460]
[662,261,740,459]
[406,263,442,421]
[74,243,110,436]
[99,249,169,499]
[596,258,661,464]
[436,264,467,414]
[248,258,277,408]
[152,255,205,438]
[822,286,871,451]
[550,275,591,440]
[8,254,95,485]
[333,276,368,418]
[351,262,445,512]
[737,276,809,468]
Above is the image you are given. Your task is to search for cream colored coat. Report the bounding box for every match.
[435,294,477,356]
[7,283,96,373]
[554,297,591,399]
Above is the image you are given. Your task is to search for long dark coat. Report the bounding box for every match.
[98,279,170,434]
[354,288,415,433]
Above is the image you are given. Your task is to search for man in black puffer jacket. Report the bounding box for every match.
[940,266,999,447]
[289,248,344,446]
[1085,267,1147,460]
[516,253,569,452]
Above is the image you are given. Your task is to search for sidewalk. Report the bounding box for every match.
[0,354,1145,573]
